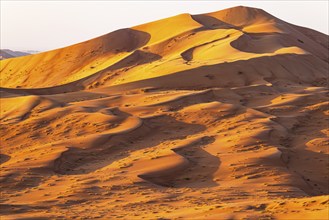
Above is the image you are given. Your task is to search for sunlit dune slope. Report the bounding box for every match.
[0,6,328,89]
[0,6,328,220]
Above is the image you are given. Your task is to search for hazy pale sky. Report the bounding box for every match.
[1,1,328,51]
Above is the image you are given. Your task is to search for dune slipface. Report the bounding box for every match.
[0,6,328,219]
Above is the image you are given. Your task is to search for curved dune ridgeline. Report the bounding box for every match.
[0,6,328,219]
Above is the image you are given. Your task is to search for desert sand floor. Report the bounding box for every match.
[0,6,328,219]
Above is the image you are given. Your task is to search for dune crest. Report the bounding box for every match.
[0,6,328,219]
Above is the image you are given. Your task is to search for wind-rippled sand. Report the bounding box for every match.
[1,6,328,219]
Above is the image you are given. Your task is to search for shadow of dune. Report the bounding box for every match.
[191,14,237,30]
[231,33,285,54]
[53,111,206,175]
[180,34,231,62]
[0,154,10,165]
[106,50,161,71]
[0,203,48,216]
[0,171,43,191]
[139,136,220,188]
[100,28,151,53]
[230,32,328,55]
[279,110,329,196]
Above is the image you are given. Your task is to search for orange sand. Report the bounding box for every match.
[0,6,328,219]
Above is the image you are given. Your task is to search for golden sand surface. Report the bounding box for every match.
[1,6,328,219]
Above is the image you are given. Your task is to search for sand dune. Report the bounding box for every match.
[0,6,328,219]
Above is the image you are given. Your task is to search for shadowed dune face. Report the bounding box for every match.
[207,6,275,27]
[0,154,11,165]
[191,14,235,30]
[0,6,329,220]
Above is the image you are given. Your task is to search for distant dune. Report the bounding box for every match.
[0,49,31,60]
[0,6,328,219]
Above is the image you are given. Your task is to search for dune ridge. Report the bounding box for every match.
[0,6,328,219]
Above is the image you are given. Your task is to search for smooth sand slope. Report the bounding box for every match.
[0,6,328,219]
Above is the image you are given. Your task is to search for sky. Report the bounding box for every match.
[1,0,328,51]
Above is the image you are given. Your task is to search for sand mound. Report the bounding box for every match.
[0,28,151,88]
[206,6,276,28]
[0,6,328,219]
[1,6,327,90]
